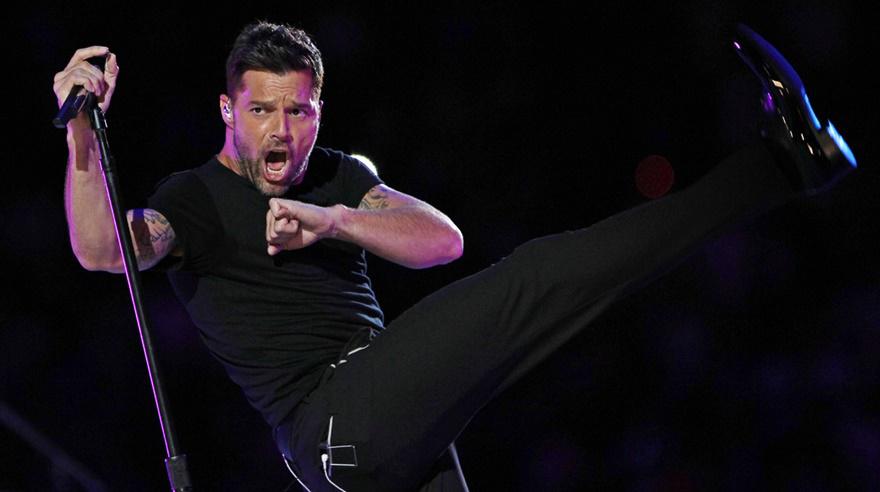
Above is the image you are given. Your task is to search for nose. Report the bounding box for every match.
[270,111,292,143]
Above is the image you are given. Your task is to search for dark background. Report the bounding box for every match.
[3,2,879,490]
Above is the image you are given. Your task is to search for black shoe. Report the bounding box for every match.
[732,23,857,195]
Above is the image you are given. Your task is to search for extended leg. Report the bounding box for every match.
[278,143,795,491]
[276,23,858,492]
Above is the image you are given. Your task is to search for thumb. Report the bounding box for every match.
[100,52,119,113]
[269,198,296,218]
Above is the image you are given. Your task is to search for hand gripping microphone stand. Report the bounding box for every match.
[54,88,193,491]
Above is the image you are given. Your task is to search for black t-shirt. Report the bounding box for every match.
[148,147,385,428]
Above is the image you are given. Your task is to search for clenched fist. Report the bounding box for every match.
[265,198,342,255]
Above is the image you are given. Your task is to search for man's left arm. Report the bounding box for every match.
[265,184,463,269]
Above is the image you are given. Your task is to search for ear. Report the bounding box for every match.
[317,99,324,122]
[220,94,234,128]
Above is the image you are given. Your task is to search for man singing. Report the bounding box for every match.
[54,21,855,491]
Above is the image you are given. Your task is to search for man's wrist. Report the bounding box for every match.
[329,204,351,240]
[66,115,97,152]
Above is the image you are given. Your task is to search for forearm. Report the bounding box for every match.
[334,202,463,269]
[64,115,121,271]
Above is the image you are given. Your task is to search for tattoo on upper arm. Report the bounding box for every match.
[130,209,176,264]
[359,186,390,210]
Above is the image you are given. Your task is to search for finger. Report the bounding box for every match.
[53,78,84,106]
[64,46,110,71]
[269,217,288,240]
[77,63,107,95]
[266,209,276,242]
[269,198,297,219]
[104,52,119,78]
[53,77,98,109]
[272,217,285,237]
[274,218,299,235]
[269,198,281,216]
[54,63,105,96]
[103,52,119,93]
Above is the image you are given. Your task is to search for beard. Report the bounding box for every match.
[232,133,309,197]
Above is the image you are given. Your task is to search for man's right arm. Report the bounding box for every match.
[58,46,179,273]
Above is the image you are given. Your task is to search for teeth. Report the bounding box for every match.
[266,163,286,174]
[265,150,288,176]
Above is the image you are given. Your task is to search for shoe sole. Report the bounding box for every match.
[732,23,856,193]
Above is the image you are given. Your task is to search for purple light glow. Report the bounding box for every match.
[762,91,776,112]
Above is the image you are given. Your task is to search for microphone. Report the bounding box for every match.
[53,86,96,128]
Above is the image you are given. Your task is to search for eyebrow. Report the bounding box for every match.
[248,99,313,109]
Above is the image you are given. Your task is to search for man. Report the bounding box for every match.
[54,22,855,491]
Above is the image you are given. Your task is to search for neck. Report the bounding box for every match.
[217,135,241,175]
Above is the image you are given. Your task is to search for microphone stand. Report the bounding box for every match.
[54,92,193,491]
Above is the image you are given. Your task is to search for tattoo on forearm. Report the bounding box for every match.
[130,209,174,262]
[359,187,389,210]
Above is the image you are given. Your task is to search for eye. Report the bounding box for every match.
[289,108,305,117]
[250,106,264,115]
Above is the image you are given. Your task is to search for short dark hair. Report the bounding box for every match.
[225,21,324,99]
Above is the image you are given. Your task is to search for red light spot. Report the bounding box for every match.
[635,155,674,199]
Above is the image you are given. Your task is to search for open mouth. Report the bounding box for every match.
[265,150,289,180]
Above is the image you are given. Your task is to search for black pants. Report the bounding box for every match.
[274,144,794,491]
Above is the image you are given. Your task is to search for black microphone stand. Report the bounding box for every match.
[54,92,193,491]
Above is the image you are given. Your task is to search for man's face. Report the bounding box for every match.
[226,70,321,196]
